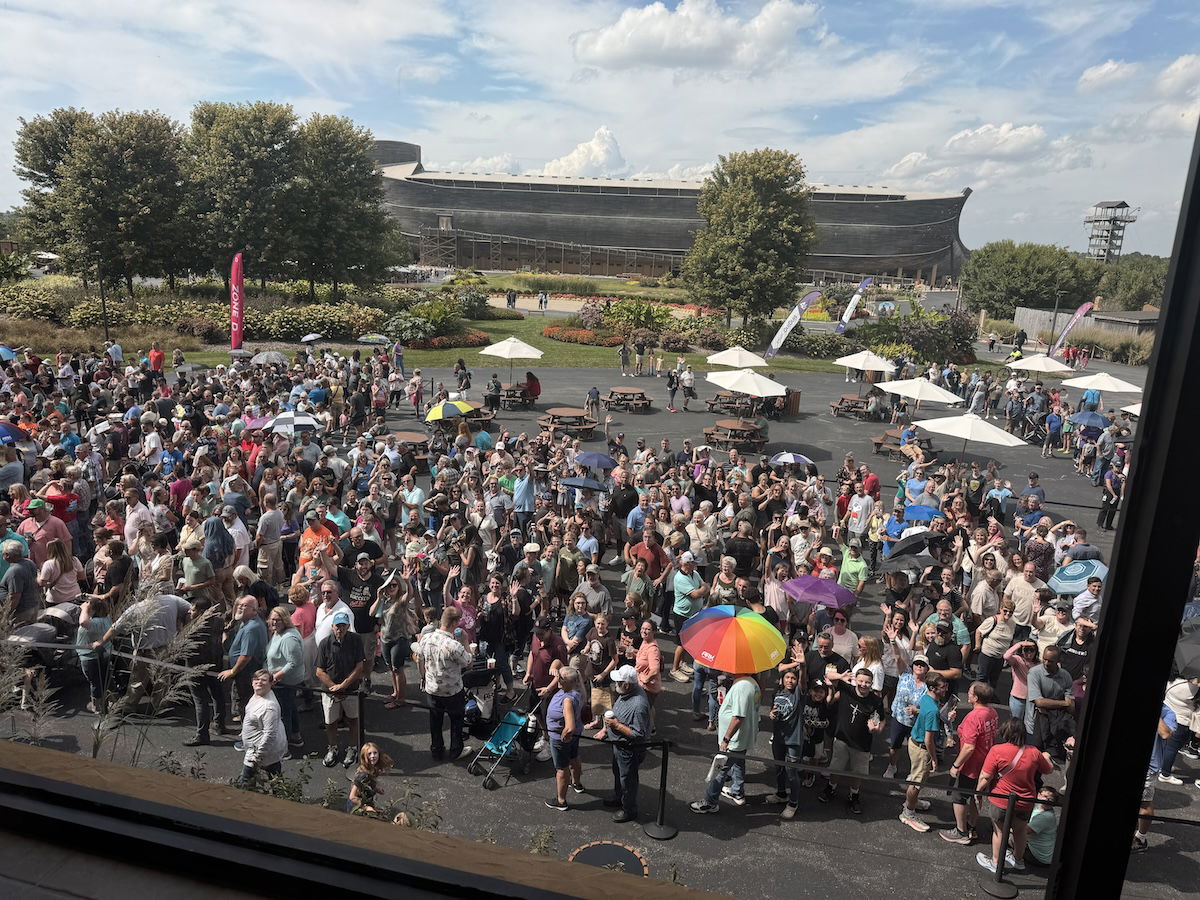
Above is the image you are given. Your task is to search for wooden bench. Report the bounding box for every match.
[830,397,871,419]
[603,397,652,413]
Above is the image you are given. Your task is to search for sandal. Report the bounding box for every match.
[384,699,401,709]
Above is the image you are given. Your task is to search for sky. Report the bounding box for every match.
[2,0,1198,256]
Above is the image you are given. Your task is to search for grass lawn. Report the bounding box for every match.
[481,273,692,303]
[187,316,840,373]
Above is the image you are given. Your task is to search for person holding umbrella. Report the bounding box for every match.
[690,667,761,813]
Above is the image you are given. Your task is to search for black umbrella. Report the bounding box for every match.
[887,531,952,560]
[560,476,608,492]
[878,552,939,574]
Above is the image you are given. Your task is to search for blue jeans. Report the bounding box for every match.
[429,690,465,757]
[80,655,107,706]
[704,750,747,803]
[611,744,646,815]
[274,683,300,739]
[771,738,802,804]
[1161,721,1195,777]
[1091,454,1110,485]
[239,760,282,783]
[1009,696,1026,723]
[691,666,718,720]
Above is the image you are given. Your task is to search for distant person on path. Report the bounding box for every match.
[634,341,647,376]
[618,343,631,377]
[680,366,697,410]
[537,290,548,313]
[1013,328,1027,352]
[505,288,517,309]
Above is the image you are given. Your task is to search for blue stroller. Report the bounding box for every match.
[466,693,540,790]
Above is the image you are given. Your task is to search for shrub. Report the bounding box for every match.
[659,331,692,352]
[477,306,525,321]
[510,274,600,296]
[384,313,436,344]
[542,325,623,347]
[1,282,70,322]
[249,304,387,341]
[410,296,465,337]
[801,309,832,321]
[821,282,860,304]
[868,341,916,363]
[1036,326,1155,366]
[695,326,729,350]
[603,298,674,336]
[578,299,606,331]
[174,315,225,343]
[410,328,490,350]
[786,332,862,358]
[454,287,490,318]
[630,328,658,348]
[980,318,1017,339]
[378,286,433,312]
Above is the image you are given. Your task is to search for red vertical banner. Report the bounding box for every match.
[230,252,244,350]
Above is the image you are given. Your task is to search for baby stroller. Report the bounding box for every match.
[462,644,501,739]
[466,691,541,790]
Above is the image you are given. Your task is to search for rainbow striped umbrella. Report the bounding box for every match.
[680,605,786,675]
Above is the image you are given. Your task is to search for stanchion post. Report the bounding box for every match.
[980,792,1019,899]
[357,686,368,748]
[642,740,677,841]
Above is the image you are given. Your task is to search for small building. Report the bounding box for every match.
[1088,309,1160,337]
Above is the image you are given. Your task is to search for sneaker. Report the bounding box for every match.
[233,741,246,752]
[846,794,863,815]
[1158,773,1184,785]
[533,738,547,752]
[899,808,930,832]
[668,668,690,683]
[916,798,931,811]
[764,792,789,804]
[570,781,586,794]
[612,810,636,823]
[801,772,816,789]
[288,735,305,747]
[689,801,720,814]
[781,804,798,820]
[816,784,835,804]
[883,765,896,779]
[183,734,209,747]
[680,661,694,675]
[86,701,97,714]
[448,746,471,762]
[1005,851,1023,872]
[976,851,997,874]
[1179,746,1200,760]
[536,747,552,762]
[343,745,358,768]
[281,751,292,762]
[720,787,746,806]
[322,746,339,767]
[940,827,971,844]
[544,798,569,812]
[1132,834,1149,853]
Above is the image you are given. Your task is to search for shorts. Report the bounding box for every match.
[950,772,976,805]
[549,735,579,770]
[888,718,913,749]
[382,639,409,671]
[829,740,871,777]
[671,611,689,644]
[907,740,935,784]
[989,802,1032,826]
[321,692,360,724]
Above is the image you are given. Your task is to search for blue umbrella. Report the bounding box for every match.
[1069,411,1110,430]
[0,346,14,362]
[1048,560,1109,594]
[560,476,608,492]
[0,422,29,445]
[904,505,941,523]
[575,451,618,470]
[771,451,815,466]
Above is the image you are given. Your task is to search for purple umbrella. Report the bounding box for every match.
[242,416,271,430]
[780,575,857,610]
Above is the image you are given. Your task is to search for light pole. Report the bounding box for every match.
[97,262,111,343]
[1049,288,1065,351]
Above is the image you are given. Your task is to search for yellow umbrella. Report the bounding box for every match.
[425,400,473,423]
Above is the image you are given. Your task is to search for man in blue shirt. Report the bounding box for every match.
[1081,387,1101,412]
[156,439,184,478]
[625,493,652,535]
[219,596,268,721]
[985,478,1014,521]
[901,673,950,832]
[512,463,536,536]
[882,505,907,557]
[1019,472,1046,505]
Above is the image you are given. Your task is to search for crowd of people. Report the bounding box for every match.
[0,334,1189,874]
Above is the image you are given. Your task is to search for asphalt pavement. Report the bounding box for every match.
[10,352,1196,900]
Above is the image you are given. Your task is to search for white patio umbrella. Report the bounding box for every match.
[706,345,769,368]
[479,335,544,382]
[915,412,1026,460]
[881,378,963,405]
[705,368,787,398]
[1062,372,1143,393]
[1122,402,1142,417]
[834,350,895,373]
[1005,353,1074,374]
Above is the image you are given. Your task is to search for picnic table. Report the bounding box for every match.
[829,393,871,419]
[428,400,496,434]
[871,427,937,460]
[703,418,768,451]
[500,383,533,410]
[603,386,652,413]
[538,407,598,440]
[704,391,755,416]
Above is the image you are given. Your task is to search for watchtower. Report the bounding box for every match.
[1084,201,1138,263]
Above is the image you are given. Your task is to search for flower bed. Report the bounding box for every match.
[542,325,624,347]
[409,328,491,350]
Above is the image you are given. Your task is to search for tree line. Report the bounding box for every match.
[958,240,1169,319]
[12,102,407,298]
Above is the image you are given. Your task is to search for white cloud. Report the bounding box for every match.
[943,123,1047,159]
[432,153,522,174]
[1078,59,1139,92]
[1156,54,1200,97]
[540,126,630,177]
[572,0,819,71]
[631,162,714,182]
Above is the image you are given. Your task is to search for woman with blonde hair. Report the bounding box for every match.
[38,537,85,605]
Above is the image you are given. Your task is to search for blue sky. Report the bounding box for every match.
[2,0,1198,255]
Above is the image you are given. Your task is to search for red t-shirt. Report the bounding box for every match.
[628,540,669,580]
[862,473,881,501]
[44,491,81,524]
[956,706,999,779]
[981,742,1053,811]
[529,632,568,689]
[148,349,165,372]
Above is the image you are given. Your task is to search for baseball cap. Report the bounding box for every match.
[332,611,351,626]
[934,621,952,633]
[304,509,318,521]
[911,654,930,666]
[1049,600,1072,612]
[510,528,523,536]
[848,538,862,548]
[221,504,237,517]
[818,546,834,557]
[586,563,599,574]
[323,445,335,454]
[611,665,639,684]
[356,552,371,562]
[27,498,46,510]
[621,609,639,620]
[423,529,436,537]
[524,542,540,554]
[679,551,696,563]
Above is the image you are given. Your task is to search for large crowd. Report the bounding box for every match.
[0,335,1193,875]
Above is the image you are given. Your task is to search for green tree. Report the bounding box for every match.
[682,148,814,325]
[187,101,298,287]
[289,113,390,299]
[1098,252,1168,311]
[13,108,96,271]
[56,110,190,295]
[959,241,1102,320]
